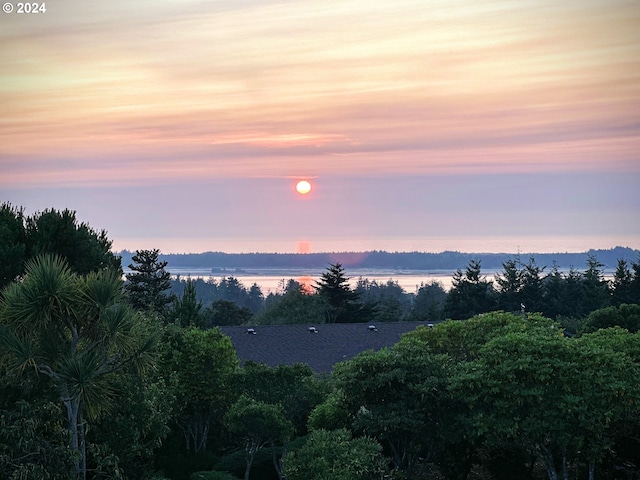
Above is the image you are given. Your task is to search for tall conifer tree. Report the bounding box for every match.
[125,249,172,318]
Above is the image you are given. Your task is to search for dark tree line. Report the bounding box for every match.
[444,255,640,329]
[166,256,640,332]
[120,247,639,272]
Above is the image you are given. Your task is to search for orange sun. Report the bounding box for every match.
[295,180,312,195]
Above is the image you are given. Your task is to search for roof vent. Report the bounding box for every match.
[246,328,256,335]
[368,325,377,332]
[308,326,318,333]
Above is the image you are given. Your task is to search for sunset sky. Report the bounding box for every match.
[2,0,639,254]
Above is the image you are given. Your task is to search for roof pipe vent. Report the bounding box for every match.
[247,328,256,335]
[308,326,318,333]
[368,325,377,332]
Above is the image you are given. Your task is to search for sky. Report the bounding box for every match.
[1,0,639,254]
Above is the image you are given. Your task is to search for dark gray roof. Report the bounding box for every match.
[220,322,427,373]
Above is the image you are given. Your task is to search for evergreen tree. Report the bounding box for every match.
[563,266,587,318]
[355,278,411,322]
[520,257,545,313]
[582,254,610,313]
[495,257,545,314]
[218,276,249,306]
[257,290,325,325]
[445,259,496,320]
[629,255,640,304]
[125,249,172,318]
[611,259,634,306]
[541,262,566,319]
[204,299,253,327]
[281,278,304,295]
[495,258,522,312]
[170,279,203,328]
[314,263,365,323]
[410,281,446,322]
[247,283,265,314]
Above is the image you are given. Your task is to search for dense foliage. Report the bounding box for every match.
[2,206,640,480]
[0,203,121,288]
[0,255,159,479]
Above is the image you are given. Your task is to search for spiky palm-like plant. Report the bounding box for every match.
[0,254,157,480]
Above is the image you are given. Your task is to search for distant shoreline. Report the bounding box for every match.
[118,246,639,272]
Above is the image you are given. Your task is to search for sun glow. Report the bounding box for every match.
[295,180,312,195]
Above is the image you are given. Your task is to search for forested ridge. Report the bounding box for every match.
[120,247,639,271]
[2,203,640,480]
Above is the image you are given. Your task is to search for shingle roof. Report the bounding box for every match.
[220,322,427,373]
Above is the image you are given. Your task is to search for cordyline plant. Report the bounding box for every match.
[0,254,158,480]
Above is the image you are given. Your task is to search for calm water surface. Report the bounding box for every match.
[122,233,633,295]
[164,265,617,295]
[169,268,494,294]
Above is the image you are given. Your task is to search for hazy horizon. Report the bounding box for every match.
[2,1,638,250]
[113,236,639,256]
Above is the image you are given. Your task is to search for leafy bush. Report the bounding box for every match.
[284,429,388,480]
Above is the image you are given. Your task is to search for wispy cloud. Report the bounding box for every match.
[1,0,639,188]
